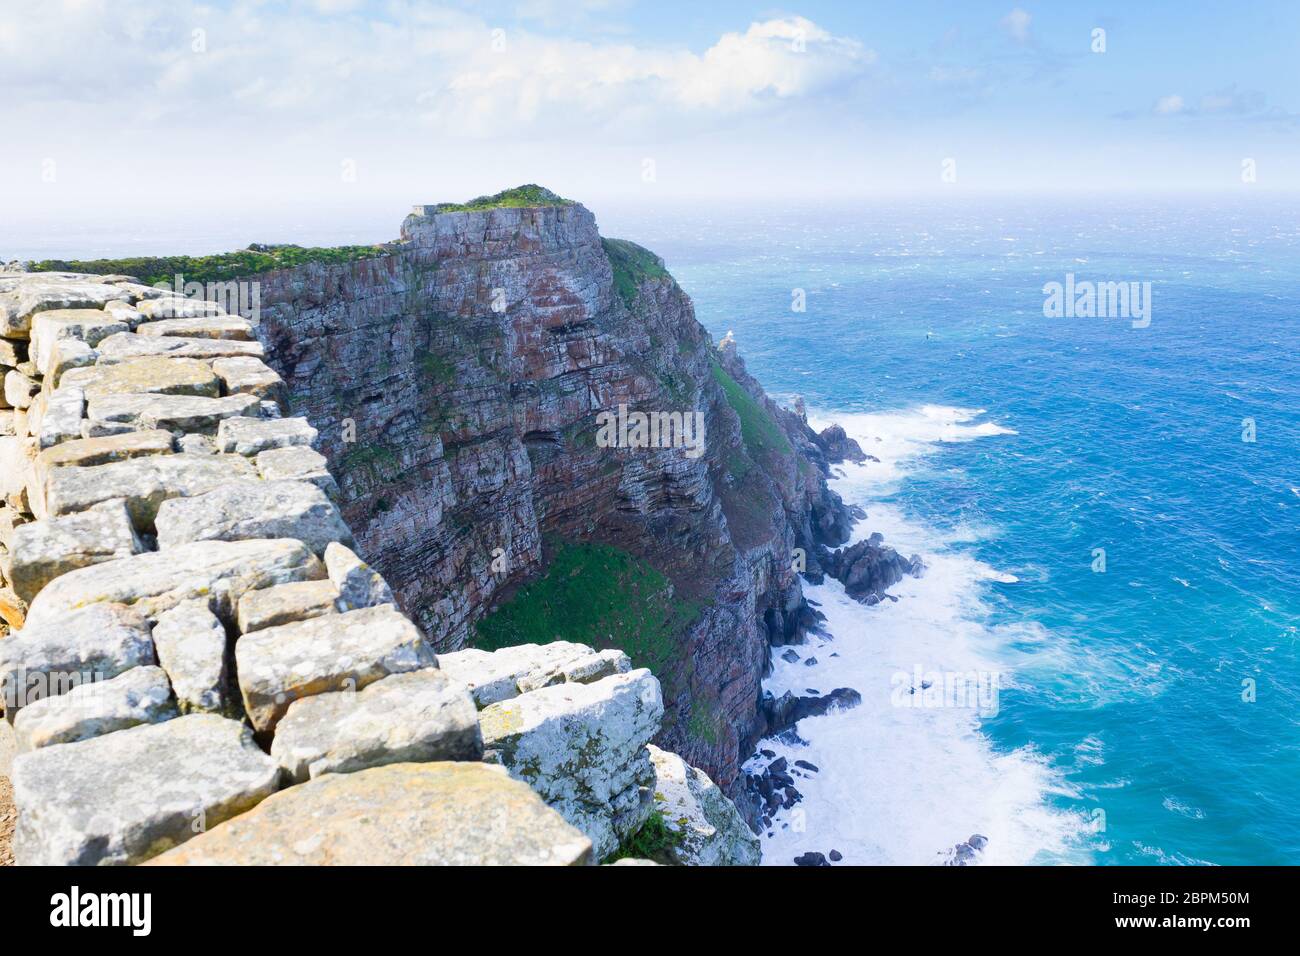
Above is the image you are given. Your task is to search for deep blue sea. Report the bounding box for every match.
[605,195,1300,865]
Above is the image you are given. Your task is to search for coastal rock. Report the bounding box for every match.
[11,713,280,865]
[35,385,85,449]
[235,605,435,734]
[61,356,221,400]
[0,603,154,716]
[86,392,261,433]
[437,641,629,708]
[214,416,317,456]
[814,424,867,464]
[236,579,338,633]
[42,452,257,527]
[29,309,128,371]
[255,445,338,498]
[151,600,229,714]
[148,762,592,866]
[5,498,142,602]
[135,315,254,340]
[0,278,129,337]
[95,331,263,364]
[270,669,481,783]
[479,668,662,860]
[154,479,352,555]
[825,533,924,604]
[646,744,760,866]
[211,356,287,409]
[24,537,326,628]
[323,542,394,611]
[12,665,176,751]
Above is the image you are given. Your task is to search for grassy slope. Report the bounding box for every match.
[601,237,669,308]
[430,184,574,213]
[26,244,388,286]
[475,539,700,690]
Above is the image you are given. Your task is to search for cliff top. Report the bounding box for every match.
[413,184,575,216]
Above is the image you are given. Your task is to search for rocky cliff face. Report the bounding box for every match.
[0,266,757,866]
[250,190,852,797]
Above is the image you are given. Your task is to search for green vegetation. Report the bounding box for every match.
[601,237,669,308]
[27,243,388,286]
[338,443,401,485]
[416,349,456,385]
[604,810,685,865]
[710,357,792,463]
[687,695,723,745]
[429,184,574,214]
[474,538,699,683]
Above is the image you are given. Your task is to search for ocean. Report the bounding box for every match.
[604,195,1300,866]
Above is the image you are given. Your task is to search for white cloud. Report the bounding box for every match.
[1000,8,1032,43]
[1154,94,1185,114]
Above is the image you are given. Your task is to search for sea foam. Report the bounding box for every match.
[754,405,1088,865]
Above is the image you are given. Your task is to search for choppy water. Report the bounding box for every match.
[607,196,1300,866]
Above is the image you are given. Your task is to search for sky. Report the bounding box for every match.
[2,0,1299,254]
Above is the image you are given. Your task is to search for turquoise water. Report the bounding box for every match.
[605,196,1300,865]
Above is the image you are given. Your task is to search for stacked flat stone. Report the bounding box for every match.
[0,270,755,867]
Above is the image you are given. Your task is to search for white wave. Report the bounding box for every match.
[756,405,1088,865]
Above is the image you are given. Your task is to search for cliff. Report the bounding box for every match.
[245,187,854,795]
[0,262,759,865]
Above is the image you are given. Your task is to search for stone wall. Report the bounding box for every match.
[0,269,757,866]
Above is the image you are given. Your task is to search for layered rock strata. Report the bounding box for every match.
[0,269,752,866]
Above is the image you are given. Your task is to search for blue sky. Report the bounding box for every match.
[1,0,1298,242]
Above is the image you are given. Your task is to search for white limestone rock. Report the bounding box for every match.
[24,537,326,629]
[152,600,228,714]
[42,452,257,527]
[323,541,394,611]
[211,356,287,408]
[135,315,254,340]
[135,297,228,319]
[271,669,482,783]
[29,308,128,372]
[236,579,337,633]
[0,278,130,337]
[11,714,280,865]
[235,604,435,734]
[0,603,154,717]
[255,445,338,498]
[36,385,84,449]
[61,355,221,400]
[438,641,630,708]
[154,479,352,555]
[13,665,177,752]
[86,392,260,433]
[95,331,263,363]
[5,498,142,602]
[215,416,316,456]
[646,744,761,866]
[3,369,37,409]
[478,668,663,860]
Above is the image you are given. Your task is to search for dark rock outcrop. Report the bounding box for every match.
[824,532,924,605]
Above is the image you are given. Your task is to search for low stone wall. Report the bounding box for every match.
[0,270,758,866]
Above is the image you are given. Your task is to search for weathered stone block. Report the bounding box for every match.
[24,538,325,629]
[43,452,257,528]
[29,308,128,371]
[11,714,280,865]
[0,278,129,337]
[147,762,592,866]
[96,331,263,363]
[438,641,629,708]
[62,356,221,400]
[255,445,337,498]
[271,669,481,783]
[235,605,435,734]
[6,499,142,602]
[646,744,761,866]
[154,479,352,555]
[152,600,228,715]
[478,669,663,860]
[214,416,316,456]
[323,541,393,611]
[135,315,254,340]
[236,579,337,633]
[13,665,176,752]
[86,392,260,433]
[0,603,154,717]
[211,356,286,408]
